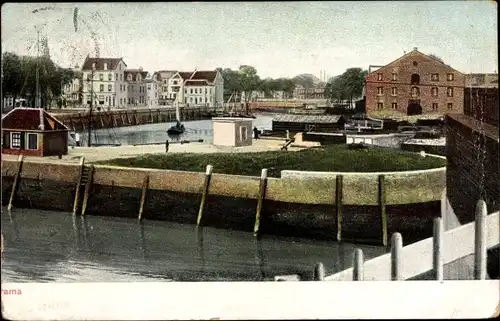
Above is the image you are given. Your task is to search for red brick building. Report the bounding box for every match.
[365,48,466,116]
[1,107,69,157]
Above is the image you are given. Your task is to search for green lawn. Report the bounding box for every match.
[98,145,446,178]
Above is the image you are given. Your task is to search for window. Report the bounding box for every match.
[377,73,383,81]
[411,86,420,97]
[128,74,133,81]
[128,98,131,104]
[411,74,420,85]
[205,88,208,94]
[103,63,108,70]
[99,96,104,105]
[391,87,398,96]
[413,61,418,66]
[200,97,204,103]
[115,73,118,81]
[195,88,198,94]
[100,84,104,92]
[431,87,438,97]
[392,73,397,81]
[99,73,104,81]
[447,87,453,97]
[120,74,123,81]
[432,103,438,110]
[377,102,383,110]
[3,132,10,148]
[108,73,112,81]
[185,89,187,93]
[190,88,193,94]
[173,80,178,85]
[392,102,397,110]
[10,132,21,149]
[148,85,151,90]
[190,97,193,103]
[377,87,384,95]
[431,73,439,81]
[447,73,454,81]
[210,88,212,94]
[87,74,91,81]
[164,80,167,84]
[447,103,453,110]
[108,84,112,91]
[240,126,248,141]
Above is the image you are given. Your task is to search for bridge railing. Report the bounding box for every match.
[309,199,499,281]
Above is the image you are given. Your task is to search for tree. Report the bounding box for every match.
[428,53,444,64]
[325,68,367,107]
[237,65,260,102]
[2,52,74,110]
[1,52,23,110]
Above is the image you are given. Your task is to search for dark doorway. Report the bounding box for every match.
[411,74,420,85]
[407,101,423,116]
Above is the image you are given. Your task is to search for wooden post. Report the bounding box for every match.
[81,165,95,216]
[378,175,388,246]
[138,175,150,221]
[390,232,403,281]
[432,217,444,281]
[353,248,364,281]
[336,175,343,242]
[253,169,268,236]
[313,262,325,281]
[7,154,24,211]
[72,157,85,216]
[474,199,487,280]
[196,165,213,227]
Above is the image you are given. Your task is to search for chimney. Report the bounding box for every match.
[413,47,418,51]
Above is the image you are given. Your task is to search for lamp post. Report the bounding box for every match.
[87,64,95,147]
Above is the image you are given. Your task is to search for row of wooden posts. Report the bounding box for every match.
[7,157,392,243]
[312,200,490,281]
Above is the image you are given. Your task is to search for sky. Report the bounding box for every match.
[1,1,498,79]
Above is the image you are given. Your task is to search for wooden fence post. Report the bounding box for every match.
[390,232,403,281]
[72,157,85,216]
[253,169,268,236]
[7,154,24,211]
[80,165,95,216]
[353,248,364,281]
[313,262,325,281]
[138,175,150,221]
[336,175,343,242]
[433,217,444,281]
[196,165,213,227]
[378,175,388,246]
[474,199,487,280]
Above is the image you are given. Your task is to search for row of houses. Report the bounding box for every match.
[62,56,224,109]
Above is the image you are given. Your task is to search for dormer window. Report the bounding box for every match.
[92,62,96,70]
[136,75,141,82]
[103,63,107,70]
[127,74,132,81]
[377,73,383,81]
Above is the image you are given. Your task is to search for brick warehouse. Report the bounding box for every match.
[365,48,465,116]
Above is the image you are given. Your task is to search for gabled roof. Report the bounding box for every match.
[179,71,195,79]
[185,80,211,86]
[124,69,149,81]
[366,49,464,78]
[82,57,126,71]
[1,108,69,131]
[154,70,178,80]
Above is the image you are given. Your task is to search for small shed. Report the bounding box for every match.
[212,117,253,147]
[272,114,346,133]
[1,107,69,157]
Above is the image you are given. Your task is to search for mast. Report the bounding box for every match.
[88,63,95,147]
[35,29,41,108]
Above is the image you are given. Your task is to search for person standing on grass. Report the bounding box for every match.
[165,139,169,153]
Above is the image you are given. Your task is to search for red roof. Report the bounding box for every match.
[178,70,218,82]
[185,80,210,86]
[82,57,126,71]
[1,108,68,131]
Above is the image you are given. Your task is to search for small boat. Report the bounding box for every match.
[167,123,185,135]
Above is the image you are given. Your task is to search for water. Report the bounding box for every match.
[79,114,275,146]
[1,208,386,282]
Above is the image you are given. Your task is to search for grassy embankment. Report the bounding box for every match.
[98,145,446,178]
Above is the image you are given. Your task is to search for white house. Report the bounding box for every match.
[152,70,177,105]
[125,69,150,107]
[81,56,128,109]
[144,78,159,108]
[212,117,253,147]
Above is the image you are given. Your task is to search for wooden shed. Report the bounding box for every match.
[272,114,346,133]
[212,117,253,147]
[1,107,69,157]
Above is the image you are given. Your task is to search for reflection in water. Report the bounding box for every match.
[80,115,274,146]
[1,208,386,282]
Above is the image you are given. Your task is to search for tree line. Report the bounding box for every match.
[324,67,367,107]
[2,52,74,110]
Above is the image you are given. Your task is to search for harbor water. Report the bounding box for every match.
[1,208,387,282]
